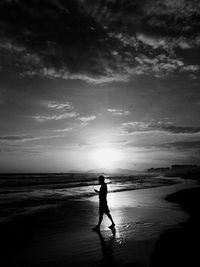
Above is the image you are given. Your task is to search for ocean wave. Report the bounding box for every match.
[0,173,181,223]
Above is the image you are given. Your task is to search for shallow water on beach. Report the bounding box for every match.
[0,173,181,222]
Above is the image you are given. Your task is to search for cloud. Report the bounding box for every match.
[33,112,78,122]
[120,120,200,134]
[76,115,97,128]
[136,34,167,49]
[0,134,66,142]
[182,65,200,72]
[136,33,193,50]
[32,99,79,122]
[53,127,73,132]
[45,101,72,110]
[107,109,130,116]
[0,0,130,83]
[160,141,200,150]
[0,39,25,52]
[0,0,200,83]
[0,146,42,154]
[133,54,186,77]
[0,135,38,141]
[31,67,129,84]
[78,115,96,122]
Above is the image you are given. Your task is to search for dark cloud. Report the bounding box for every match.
[0,135,37,141]
[96,0,200,39]
[0,0,119,82]
[121,120,200,134]
[82,0,200,50]
[0,146,41,154]
[0,0,200,82]
[0,134,65,142]
[161,140,200,149]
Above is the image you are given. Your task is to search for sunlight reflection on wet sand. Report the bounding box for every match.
[89,180,198,240]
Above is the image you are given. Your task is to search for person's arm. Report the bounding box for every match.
[94,189,99,193]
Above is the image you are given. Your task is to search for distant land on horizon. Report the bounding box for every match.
[86,168,141,175]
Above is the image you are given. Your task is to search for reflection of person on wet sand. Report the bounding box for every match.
[93,175,115,231]
[95,227,116,264]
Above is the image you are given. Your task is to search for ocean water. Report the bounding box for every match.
[0,173,181,222]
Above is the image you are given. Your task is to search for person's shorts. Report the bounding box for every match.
[99,202,110,215]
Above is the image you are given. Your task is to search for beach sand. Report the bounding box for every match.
[1,179,198,267]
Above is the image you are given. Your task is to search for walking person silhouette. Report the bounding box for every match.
[93,175,115,231]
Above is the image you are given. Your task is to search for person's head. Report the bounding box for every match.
[98,175,105,185]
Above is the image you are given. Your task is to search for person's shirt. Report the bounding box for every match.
[99,183,107,202]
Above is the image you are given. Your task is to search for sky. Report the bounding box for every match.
[0,0,200,172]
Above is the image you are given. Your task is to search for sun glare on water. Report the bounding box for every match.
[92,148,122,169]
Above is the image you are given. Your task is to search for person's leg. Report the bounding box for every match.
[97,213,103,227]
[93,213,103,231]
[107,213,115,227]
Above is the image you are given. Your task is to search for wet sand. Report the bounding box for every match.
[1,180,198,267]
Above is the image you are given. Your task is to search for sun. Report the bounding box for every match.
[92,148,122,169]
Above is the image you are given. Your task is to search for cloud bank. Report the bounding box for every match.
[0,0,200,83]
[120,120,200,134]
